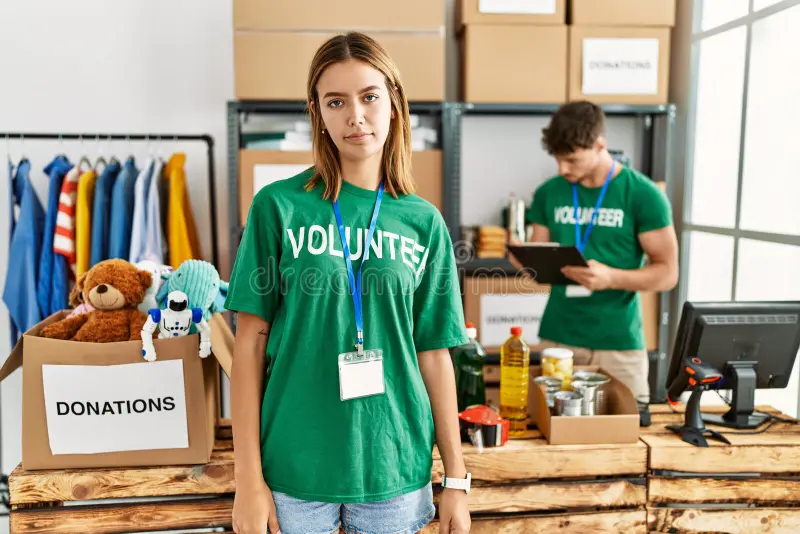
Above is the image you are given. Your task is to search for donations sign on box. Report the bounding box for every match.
[41,360,190,455]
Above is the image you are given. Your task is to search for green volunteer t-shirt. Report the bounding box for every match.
[225,168,468,503]
[526,166,672,350]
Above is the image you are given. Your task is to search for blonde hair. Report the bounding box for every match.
[305,32,415,200]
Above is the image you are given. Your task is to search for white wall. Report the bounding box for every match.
[0,0,235,479]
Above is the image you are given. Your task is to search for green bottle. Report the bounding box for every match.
[452,323,487,412]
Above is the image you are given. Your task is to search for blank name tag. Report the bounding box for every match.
[338,349,385,401]
[566,285,593,298]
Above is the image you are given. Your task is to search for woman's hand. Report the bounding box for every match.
[232,480,281,534]
[438,488,471,533]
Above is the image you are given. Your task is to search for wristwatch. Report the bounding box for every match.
[441,473,471,494]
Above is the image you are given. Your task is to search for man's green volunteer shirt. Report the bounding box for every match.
[225,168,468,503]
[527,166,673,351]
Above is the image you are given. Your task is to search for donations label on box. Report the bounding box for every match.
[582,37,660,95]
[41,360,190,455]
[479,0,557,14]
[480,293,548,347]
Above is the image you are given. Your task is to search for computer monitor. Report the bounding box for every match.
[666,301,800,429]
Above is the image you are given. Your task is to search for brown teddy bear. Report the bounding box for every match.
[42,259,153,343]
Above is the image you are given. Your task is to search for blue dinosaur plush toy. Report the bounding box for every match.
[155,259,229,332]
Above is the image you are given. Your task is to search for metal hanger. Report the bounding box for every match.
[18,134,27,163]
[94,135,107,171]
[77,134,92,171]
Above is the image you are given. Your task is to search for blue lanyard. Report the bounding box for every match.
[332,181,384,355]
[572,160,615,254]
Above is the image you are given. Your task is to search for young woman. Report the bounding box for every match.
[226,32,472,534]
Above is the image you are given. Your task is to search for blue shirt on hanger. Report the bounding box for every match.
[128,158,154,263]
[36,155,72,318]
[90,160,122,267]
[108,157,138,260]
[4,159,45,344]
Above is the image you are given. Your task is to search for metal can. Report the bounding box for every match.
[534,376,563,409]
[571,371,611,415]
[553,391,583,417]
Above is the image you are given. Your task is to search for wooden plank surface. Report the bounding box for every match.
[649,477,800,505]
[9,480,645,534]
[434,478,646,513]
[10,497,233,534]
[423,509,647,533]
[433,431,647,483]
[641,405,800,474]
[648,507,800,533]
[10,446,235,505]
[11,429,646,506]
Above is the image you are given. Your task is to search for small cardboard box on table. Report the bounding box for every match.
[529,365,641,445]
[0,310,235,471]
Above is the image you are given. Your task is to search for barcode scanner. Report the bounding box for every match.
[665,356,731,447]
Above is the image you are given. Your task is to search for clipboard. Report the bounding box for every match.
[507,243,588,285]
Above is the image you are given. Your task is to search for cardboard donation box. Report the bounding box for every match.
[461,24,568,103]
[569,0,676,27]
[458,0,566,27]
[530,366,640,445]
[0,311,233,471]
[569,26,671,105]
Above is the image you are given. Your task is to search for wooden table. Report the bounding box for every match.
[643,404,800,533]
[14,404,800,533]
[8,424,648,533]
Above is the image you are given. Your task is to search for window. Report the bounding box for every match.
[686,232,734,301]
[754,0,787,10]
[683,0,800,417]
[735,240,800,301]
[689,27,747,229]
[740,4,800,236]
[701,0,749,30]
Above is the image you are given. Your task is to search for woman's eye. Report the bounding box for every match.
[328,99,344,108]
[364,94,378,102]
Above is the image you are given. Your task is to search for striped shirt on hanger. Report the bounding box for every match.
[53,165,81,278]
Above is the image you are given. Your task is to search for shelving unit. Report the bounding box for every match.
[225,100,677,402]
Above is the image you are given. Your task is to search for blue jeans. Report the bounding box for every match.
[271,482,435,534]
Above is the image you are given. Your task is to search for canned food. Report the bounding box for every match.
[554,390,583,417]
[541,348,574,390]
[571,372,611,415]
[534,376,563,409]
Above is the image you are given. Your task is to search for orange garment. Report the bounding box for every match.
[164,153,201,269]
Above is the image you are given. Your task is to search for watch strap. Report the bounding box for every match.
[442,473,471,493]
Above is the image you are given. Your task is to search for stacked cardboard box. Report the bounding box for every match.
[568,0,676,105]
[233,0,446,101]
[458,0,568,103]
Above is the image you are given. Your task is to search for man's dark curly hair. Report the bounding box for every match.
[541,101,606,156]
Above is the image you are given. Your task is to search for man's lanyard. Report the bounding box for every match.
[573,160,616,254]
[332,181,384,355]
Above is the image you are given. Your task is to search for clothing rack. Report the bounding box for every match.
[3,132,219,268]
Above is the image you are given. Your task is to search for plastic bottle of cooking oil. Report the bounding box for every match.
[500,326,530,437]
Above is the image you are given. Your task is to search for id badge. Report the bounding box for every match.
[338,348,385,401]
[566,285,593,298]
